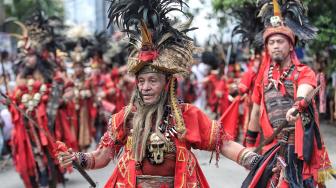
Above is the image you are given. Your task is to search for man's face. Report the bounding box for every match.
[267,34,293,64]
[25,54,37,68]
[137,72,166,105]
[74,64,84,76]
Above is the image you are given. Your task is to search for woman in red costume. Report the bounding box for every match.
[55,0,261,187]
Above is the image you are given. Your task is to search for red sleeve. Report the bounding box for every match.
[239,69,257,94]
[251,82,262,105]
[297,65,317,87]
[108,108,127,143]
[94,108,127,159]
[182,104,219,151]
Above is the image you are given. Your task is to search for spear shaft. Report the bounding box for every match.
[0,91,96,187]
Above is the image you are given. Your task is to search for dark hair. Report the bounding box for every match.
[201,51,219,70]
[1,51,9,60]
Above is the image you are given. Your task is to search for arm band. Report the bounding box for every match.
[245,130,259,147]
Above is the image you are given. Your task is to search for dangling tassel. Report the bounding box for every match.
[317,168,336,184]
[169,77,186,137]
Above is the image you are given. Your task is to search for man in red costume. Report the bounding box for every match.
[67,47,95,151]
[55,0,261,187]
[9,11,66,188]
[239,50,262,146]
[243,1,335,187]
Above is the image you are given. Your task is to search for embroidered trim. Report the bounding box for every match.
[170,77,186,136]
[98,132,114,149]
[208,120,216,149]
[209,121,233,166]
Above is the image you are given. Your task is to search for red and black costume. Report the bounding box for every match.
[242,1,335,187]
[54,0,262,187]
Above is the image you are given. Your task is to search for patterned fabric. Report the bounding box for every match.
[136,175,174,188]
[264,84,294,128]
[103,104,230,188]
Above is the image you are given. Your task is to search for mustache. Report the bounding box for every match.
[141,93,154,96]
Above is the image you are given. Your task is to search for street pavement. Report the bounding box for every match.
[1,122,335,188]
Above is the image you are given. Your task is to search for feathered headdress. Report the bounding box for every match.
[108,0,197,137]
[107,0,196,76]
[257,0,318,44]
[104,32,128,66]
[64,25,92,65]
[23,10,65,56]
[231,2,264,47]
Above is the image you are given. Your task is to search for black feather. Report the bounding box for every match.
[107,0,192,51]
[230,2,264,47]
[257,0,318,42]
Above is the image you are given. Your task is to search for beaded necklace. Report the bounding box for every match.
[266,62,295,91]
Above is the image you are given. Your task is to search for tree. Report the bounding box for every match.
[307,1,336,47]
[212,0,254,12]
[212,0,336,71]
[3,0,64,20]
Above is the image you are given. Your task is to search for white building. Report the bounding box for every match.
[64,0,112,33]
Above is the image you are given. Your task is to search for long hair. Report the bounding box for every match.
[124,87,168,162]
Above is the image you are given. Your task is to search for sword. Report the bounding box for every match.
[254,85,321,153]
[0,91,97,187]
[73,162,97,187]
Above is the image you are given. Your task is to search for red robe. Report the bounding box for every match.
[239,62,259,146]
[53,76,78,151]
[103,104,229,188]
[215,77,229,116]
[9,82,55,188]
[204,73,220,113]
[105,68,125,113]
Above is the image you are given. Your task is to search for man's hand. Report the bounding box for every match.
[57,148,76,168]
[286,107,299,124]
[55,141,75,168]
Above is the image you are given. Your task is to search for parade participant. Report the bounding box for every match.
[55,0,261,187]
[191,55,212,111]
[86,32,116,143]
[0,51,15,93]
[104,35,133,113]
[239,50,262,147]
[88,57,108,143]
[48,50,79,153]
[201,51,221,115]
[243,1,335,187]
[64,29,96,151]
[313,53,327,115]
[8,10,72,188]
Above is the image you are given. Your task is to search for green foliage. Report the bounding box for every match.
[212,0,336,71]
[212,0,254,12]
[307,1,336,49]
[4,0,64,20]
